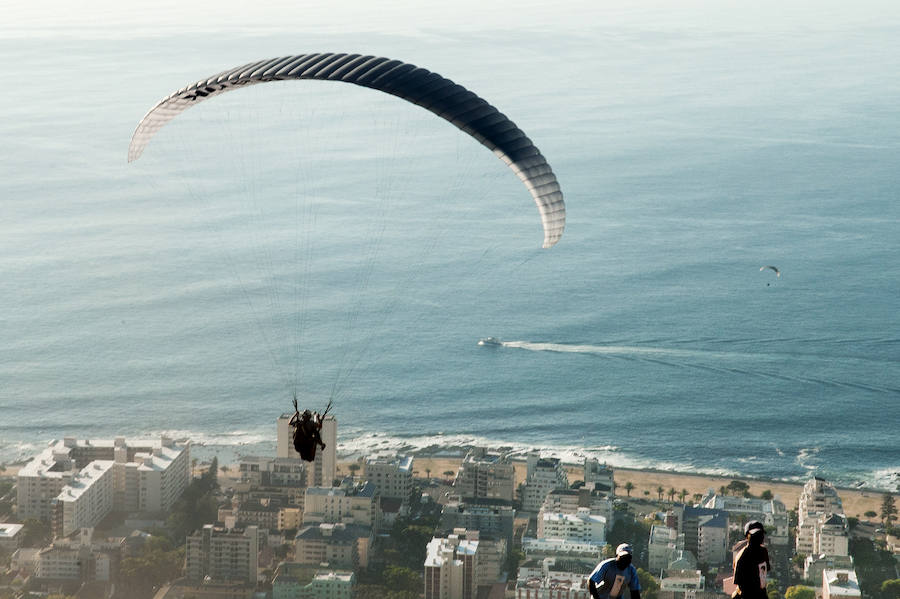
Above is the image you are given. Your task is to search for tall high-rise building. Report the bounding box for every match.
[424,530,480,599]
[277,414,336,487]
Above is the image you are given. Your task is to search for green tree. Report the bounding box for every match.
[348,463,361,476]
[678,489,688,503]
[383,565,420,592]
[20,518,52,547]
[881,494,897,527]
[784,586,816,599]
[880,579,900,599]
[657,486,664,501]
[636,568,660,599]
[728,480,750,496]
[667,488,676,502]
[761,489,774,500]
[864,510,877,519]
[443,470,454,479]
[624,482,634,497]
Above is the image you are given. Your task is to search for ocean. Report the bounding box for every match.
[1,1,898,490]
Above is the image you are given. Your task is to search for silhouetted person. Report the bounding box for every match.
[290,397,328,462]
[731,520,771,599]
[589,543,642,599]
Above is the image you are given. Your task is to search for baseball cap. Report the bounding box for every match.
[744,521,765,536]
[616,543,634,557]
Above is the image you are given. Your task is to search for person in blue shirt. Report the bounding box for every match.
[589,543,642,599]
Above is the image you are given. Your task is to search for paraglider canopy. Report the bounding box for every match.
[760,265,781,277]
[128,52,566,248]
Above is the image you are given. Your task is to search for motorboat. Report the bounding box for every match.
[478,337,503,347]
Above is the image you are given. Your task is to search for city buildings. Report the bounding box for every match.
[294,522,372,569]
[0,523,24,552]
[425,529,481,599]
[537,508,606,545]
[455,448,516,502]
[520,453,569,513]
[17,436,190,535]
[515,557,592,599]
[822,569,861,599]
[797,477,844,555]
[440,499,515,548]
[364,454,413,500]
[185,524,259,584]
[303,480,380,530]
[699,493,789,546]
[583,459,614,495]
[665,504,728,566]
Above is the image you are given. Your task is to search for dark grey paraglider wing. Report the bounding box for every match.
[128,53,565,248]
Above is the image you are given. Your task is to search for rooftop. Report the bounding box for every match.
[56,460,115,502]
[0,524,24,538]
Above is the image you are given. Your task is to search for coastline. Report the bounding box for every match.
[4,454,888,520]
[400,457,887,519]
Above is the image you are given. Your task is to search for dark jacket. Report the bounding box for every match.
[732,539,771,599]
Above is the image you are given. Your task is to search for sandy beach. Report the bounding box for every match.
[393,457,887,519]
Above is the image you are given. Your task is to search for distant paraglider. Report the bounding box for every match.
[760,265,781,277]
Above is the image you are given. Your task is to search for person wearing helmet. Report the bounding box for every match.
[589,543,642,599]
[731,520,771,599]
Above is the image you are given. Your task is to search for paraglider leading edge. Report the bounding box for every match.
[127,52,566,248]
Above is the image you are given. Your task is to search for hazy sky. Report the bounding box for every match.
[5,0,900,39]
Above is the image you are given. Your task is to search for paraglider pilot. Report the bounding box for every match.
[589,543,642,599]
[731,521,771,599]
[290,396,330,462]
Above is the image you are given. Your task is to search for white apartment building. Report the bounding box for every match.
[455,448,516,502]
[521,454,569,513]
[52,461,115,537]
[797,477,845,556]
[19,436,190,531]
[238,456,307,487]
[277,414,336,487]
[185,524,259,584]
[696,513,727,565]
[538,508,606,545]
[0,523,24,552]
[700,494,789,546]
[303,480,380,529]
[34,529,124,583]
[805,554,853,584]
[814,513,849,557]
[822,569,861,599]
[365,454,413,500]
[307,570,354,599]
[648,525,682,575]
[660,570,705,593]
[541,488,613,525]
[583,459,614,494]
[516,557,591,599]
[522,538,605,562]
[425,531,480,599]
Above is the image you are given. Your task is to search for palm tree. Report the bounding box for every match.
[443,470,455,479]
[667,487,676,502]
[347,463,361,476]
[425,468,432,480]
[679,489,688,503]
[693,493,703,504]
[719,485,728,496]
[624,482,634,497]
[657,486,664,501]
